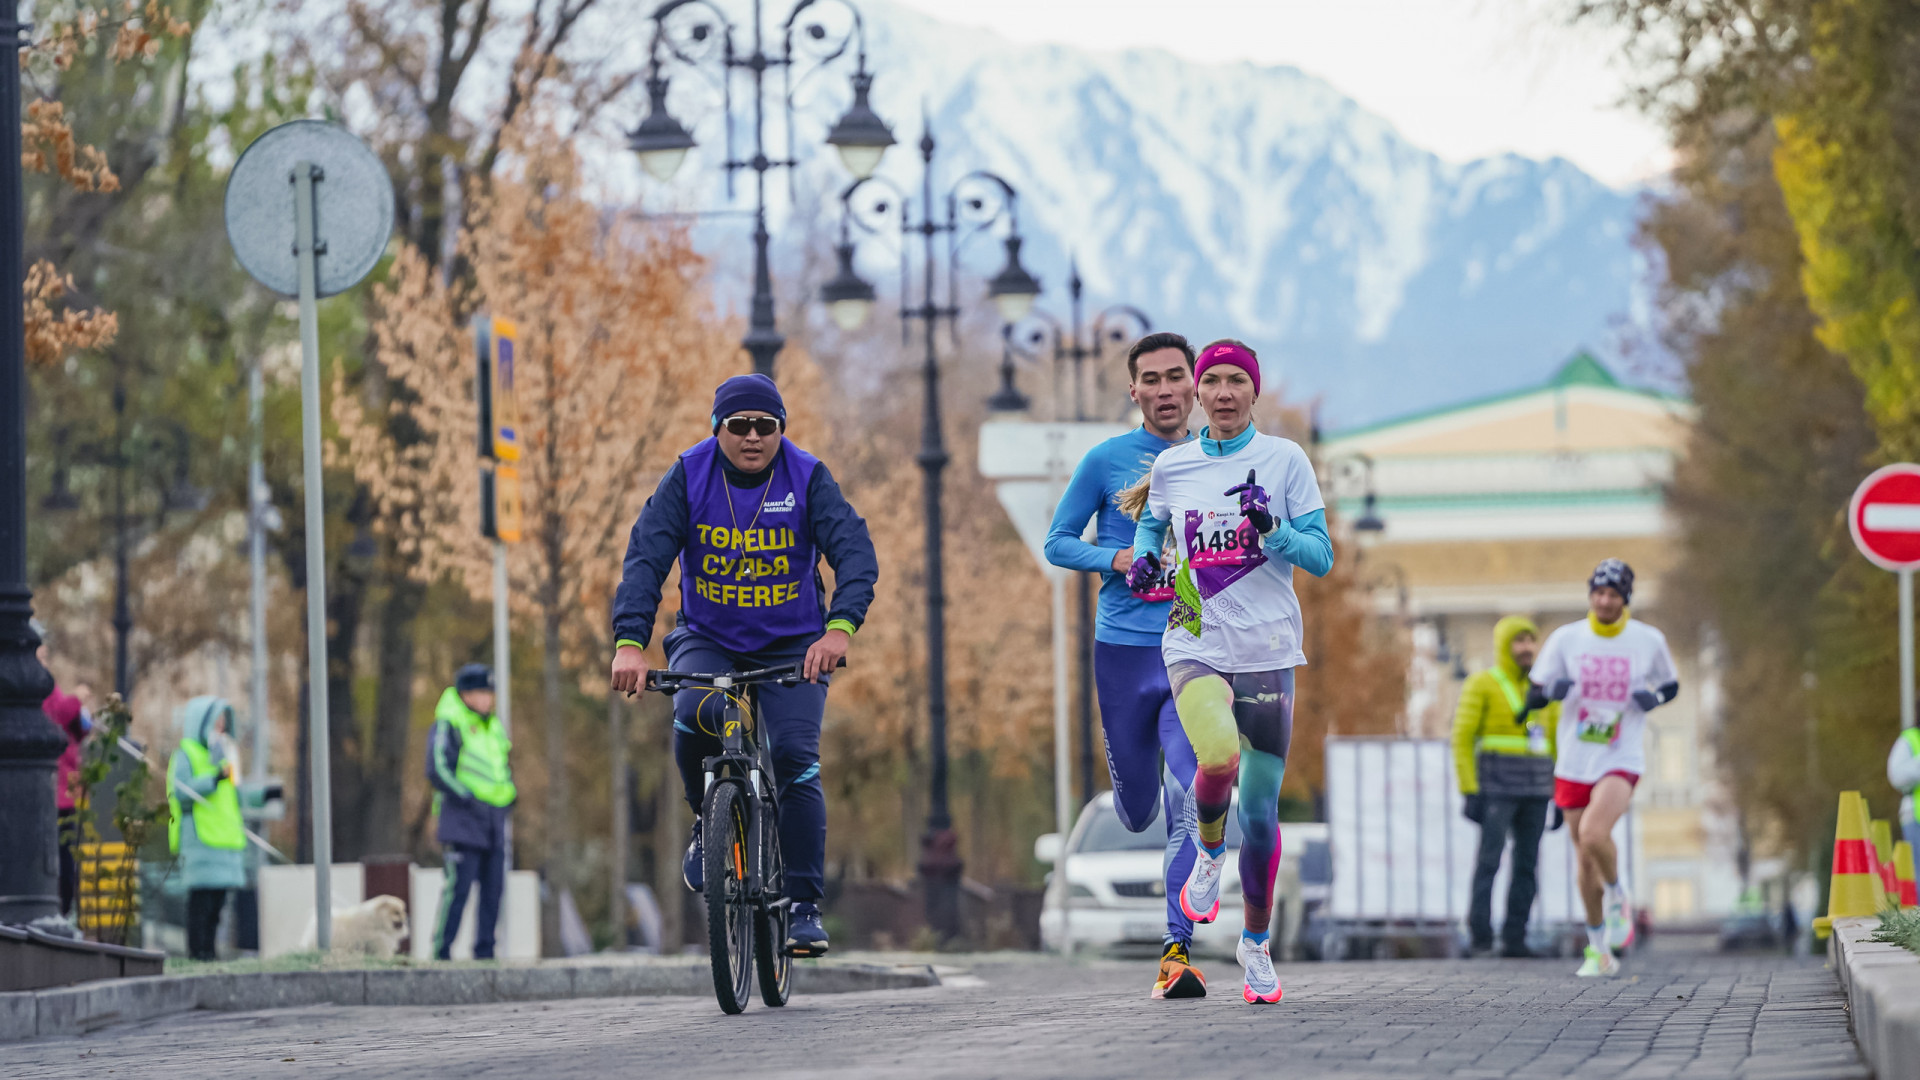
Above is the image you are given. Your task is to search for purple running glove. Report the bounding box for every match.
[1224,468,1275,535]
[1125,551,1163,592]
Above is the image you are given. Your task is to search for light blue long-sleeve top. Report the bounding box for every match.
[1043,426,1187,647]
[1131,424,1335,578]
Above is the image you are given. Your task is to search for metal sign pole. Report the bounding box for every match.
[226,122,390,954]
[494,541,511,737]
[1904,567,1915,732]
[249,358,270,781]
[292,161,334,952]
[1051,566,1072,957]
[1047,433,1072,957]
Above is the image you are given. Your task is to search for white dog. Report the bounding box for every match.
[299,894,409,958]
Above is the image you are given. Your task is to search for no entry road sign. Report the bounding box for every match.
[1851,463,1920,571]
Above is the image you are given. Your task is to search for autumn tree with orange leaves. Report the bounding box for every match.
[18,1,193,366]
[335,124,735,883]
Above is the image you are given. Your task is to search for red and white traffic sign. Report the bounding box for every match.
[1851,464,1920,570]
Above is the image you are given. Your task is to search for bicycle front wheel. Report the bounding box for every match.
[753,796,791,1007]
[704,781,755,1014]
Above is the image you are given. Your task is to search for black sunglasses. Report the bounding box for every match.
[722,416,781,437]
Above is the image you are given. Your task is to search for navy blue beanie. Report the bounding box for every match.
[711,374,786,431]
[455,663,495,693]
[1589,559,1634,603]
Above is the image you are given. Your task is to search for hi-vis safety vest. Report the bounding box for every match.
[1478,669,1551,757]
[449,709,516,808]
[169,739,244,853]
[1902,729,1920,825]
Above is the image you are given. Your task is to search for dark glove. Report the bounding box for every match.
[1223,469,1275,535]
[1523,684,1548,716]
[1631,688,1659,712]
[1125,551,1163,592]
[263,782,285,802]
[1548,678,1574,702]
[1463,793,1486,824]
[1550,805,1565,831]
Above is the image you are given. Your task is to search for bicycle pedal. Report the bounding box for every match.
[783,942,829,958]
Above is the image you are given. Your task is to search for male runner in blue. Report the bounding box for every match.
[1043,332,1204,999]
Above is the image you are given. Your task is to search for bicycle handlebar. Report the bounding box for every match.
[643,657,845,694]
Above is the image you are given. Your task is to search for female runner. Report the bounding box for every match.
[1121,339,1333,1004]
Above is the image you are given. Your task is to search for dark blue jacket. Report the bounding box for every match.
[613,445,877,655]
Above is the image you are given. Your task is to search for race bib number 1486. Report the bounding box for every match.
[1188,507,1263,569]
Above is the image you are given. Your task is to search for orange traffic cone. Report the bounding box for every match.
[1874,819,1901,907]
[1896,841,1919,908]
[1815,791,1886,938]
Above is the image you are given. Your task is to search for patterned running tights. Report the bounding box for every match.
[1166,661,1295,935]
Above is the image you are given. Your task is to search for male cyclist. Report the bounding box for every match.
[1529,559,1678,978]
[610,374,878,958]
[1043,331,1205,999]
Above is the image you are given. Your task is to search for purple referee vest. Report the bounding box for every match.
[678,438,822,653]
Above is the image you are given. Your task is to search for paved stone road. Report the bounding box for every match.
[1,940,1864,1079]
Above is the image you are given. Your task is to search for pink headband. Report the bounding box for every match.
[1193,342,1260,395]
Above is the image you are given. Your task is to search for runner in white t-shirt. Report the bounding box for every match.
[1528,559,1679,978]
[1125,339,1333,1004]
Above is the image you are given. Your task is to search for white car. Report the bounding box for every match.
[1035,791,1325,959]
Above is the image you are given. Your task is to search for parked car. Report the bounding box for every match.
[1035,792,1323,958]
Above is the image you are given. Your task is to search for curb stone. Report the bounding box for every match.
[1,959,939,1042]
[1830,915,1920,1080]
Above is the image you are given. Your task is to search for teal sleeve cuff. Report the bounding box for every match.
[826,619,857,636]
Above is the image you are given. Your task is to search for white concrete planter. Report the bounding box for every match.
[1830,915,1920,1080]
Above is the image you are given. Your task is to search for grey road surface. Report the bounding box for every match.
[1,941,1864,1079]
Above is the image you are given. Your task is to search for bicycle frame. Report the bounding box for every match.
[700,672,789,917]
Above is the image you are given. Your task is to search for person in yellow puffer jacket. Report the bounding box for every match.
[1453,615,1560,957]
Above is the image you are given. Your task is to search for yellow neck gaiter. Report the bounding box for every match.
[1589,607,1630,637]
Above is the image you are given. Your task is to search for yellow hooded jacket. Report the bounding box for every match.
[1452,615,1559,798]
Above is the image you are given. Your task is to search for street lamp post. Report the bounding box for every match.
[0,13,65,930]
[628,0,895,378]
[821,124,1040,942]
[1006,268,1150,809]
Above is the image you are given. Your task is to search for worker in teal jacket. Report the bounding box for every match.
[170,696,267,961]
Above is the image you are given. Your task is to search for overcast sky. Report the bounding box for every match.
[885,0,1669,188]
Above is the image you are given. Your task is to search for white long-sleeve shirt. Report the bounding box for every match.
[1888,730,1920,825]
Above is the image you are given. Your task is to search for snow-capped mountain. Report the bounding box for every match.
[638,1,1649,426]
[855,3,1646,425]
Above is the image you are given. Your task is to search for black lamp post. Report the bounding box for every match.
[1323,452,1386,541]
[629,0,895,378]
[0,14,65,930]
[821,125,1040,942]
[1005,269,1150,809]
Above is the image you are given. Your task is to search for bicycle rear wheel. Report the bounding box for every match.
[753,797,791,1007]
[704,781,754,1014]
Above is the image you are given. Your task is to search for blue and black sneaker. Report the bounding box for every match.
[785,902,829,957]
[682,822,703,893]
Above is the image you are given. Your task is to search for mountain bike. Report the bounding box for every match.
[644,660,829,1014]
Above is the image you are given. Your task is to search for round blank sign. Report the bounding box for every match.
[224,120,394,298]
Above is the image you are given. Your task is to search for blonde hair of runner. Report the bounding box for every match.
[1116,474,1151,521]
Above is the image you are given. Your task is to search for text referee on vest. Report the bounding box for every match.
[426,663,515,959]
[609,374,878,957]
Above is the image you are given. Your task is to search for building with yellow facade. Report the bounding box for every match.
[1319,353,1739,925]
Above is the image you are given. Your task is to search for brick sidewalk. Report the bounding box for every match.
[0,946,1864,1079]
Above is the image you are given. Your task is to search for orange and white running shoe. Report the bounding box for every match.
[1237,935,1283,1004]
[1151,940,1207,1000]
